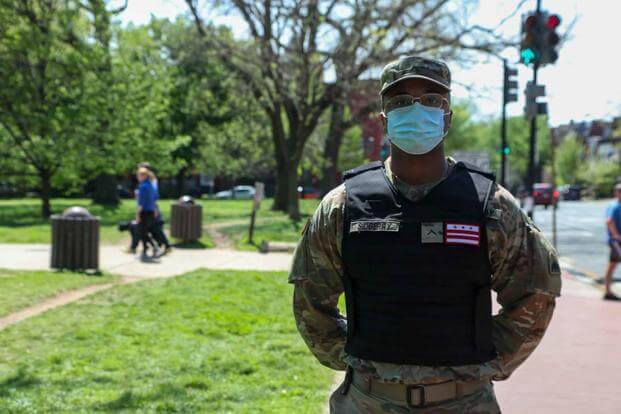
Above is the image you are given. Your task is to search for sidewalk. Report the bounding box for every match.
[495,274,620,414]
[0,243,293,277]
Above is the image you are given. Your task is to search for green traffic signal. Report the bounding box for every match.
[521,48,537,65]
[503,147,511,155]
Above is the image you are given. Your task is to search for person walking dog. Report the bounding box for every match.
[136,167,158,258]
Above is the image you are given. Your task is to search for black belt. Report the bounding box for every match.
[351,370,489,408]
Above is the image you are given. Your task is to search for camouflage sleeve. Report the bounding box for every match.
[289,185,348,371]
[487,184,562,381]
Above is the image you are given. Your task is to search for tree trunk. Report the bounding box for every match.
[92,173,119,205]
[273,157,301,221]
[320,101,346,196]
[40,172,52,218]
[268,105,303,220]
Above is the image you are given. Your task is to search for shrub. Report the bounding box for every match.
[579,161,621,198]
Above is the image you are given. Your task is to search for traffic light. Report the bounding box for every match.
[542,14,561,65]
[503,65,518,103]
[520,13,541,65]
[519,11,562,66]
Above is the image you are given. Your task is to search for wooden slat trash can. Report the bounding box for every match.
[170,196,202,242]
[51,207,100,271]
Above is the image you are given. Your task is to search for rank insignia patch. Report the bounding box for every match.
[421,222,444,243]
[350,220,400,233]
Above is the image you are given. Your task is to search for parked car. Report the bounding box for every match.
[533,183,559,208]
[214,185,256,200]
[558,184,582,201]
[298,186,321,199]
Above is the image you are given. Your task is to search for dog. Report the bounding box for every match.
[118,217,169,253]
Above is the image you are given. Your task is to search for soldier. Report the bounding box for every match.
[289,56,561,413]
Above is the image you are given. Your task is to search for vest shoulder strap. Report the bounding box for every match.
[456,161,496,180]
[454,161,496,213]
[343,161,383,181]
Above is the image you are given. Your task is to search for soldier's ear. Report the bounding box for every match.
[445,110,453,133]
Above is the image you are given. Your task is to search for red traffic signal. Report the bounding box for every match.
[547,14,561,29]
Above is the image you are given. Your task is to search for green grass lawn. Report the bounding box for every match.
[207,198,318,250]
[0,269,334,413]
[0,269,117,318]
[203,198,318,224]
[219,218,309,251]
[0,198,319,249]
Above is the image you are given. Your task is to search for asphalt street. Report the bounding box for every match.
[531,198,612,281]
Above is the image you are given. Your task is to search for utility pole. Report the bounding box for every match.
[527,68,539,218]
[519,0,562,218]
[501,59,518,187]
[526,0,542,219]
[550,129,558,250]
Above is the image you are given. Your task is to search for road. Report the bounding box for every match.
[532,198,612,281]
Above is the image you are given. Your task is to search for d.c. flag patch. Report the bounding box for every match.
[445,222,480,246]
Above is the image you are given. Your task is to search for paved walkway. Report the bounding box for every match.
[0,283,115,331]
[0,243,293,277]
[494,273,621,413]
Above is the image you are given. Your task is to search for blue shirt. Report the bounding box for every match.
[138,180,157,212]
[606,200,621,243]
[152,179,160,201]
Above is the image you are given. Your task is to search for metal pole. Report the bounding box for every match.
[248,208,257,245]
[501,59,508,188]
[248,182,264,245]
[527,64,538,219]
[550,130,558,250]
[527,0,542,219]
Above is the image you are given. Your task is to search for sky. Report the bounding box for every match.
[116,0,620,127]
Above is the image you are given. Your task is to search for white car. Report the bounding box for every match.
[214,185,256,200]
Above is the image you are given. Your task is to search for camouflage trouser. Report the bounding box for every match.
[329,379,501,414]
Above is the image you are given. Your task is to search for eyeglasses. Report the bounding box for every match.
[383,93,449,113]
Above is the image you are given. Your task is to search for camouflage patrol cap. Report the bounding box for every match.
[380,56,451,96]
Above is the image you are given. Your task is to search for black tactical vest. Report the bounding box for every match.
[341,161,497,366]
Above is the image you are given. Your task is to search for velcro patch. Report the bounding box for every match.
[486,208,502,221]
[421,222,444,243]
[350,220,400,233]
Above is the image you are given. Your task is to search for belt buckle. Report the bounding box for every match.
[406,384,426,408]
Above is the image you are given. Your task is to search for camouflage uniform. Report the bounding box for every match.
[289,158,561,413]
[289,55,561,413]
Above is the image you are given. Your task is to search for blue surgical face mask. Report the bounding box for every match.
[386,102,448,155]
